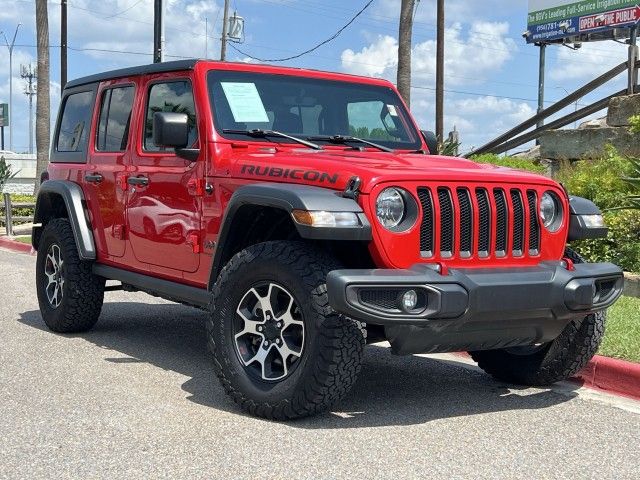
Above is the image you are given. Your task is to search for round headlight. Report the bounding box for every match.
[539,192,562,232]
[376,187,406,229]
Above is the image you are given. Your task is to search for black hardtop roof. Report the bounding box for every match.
[64,59,200,89]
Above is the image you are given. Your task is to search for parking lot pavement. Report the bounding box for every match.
[1,247,640,479]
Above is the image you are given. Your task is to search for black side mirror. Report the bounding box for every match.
[153,112,189,149]
[421,130,438,154]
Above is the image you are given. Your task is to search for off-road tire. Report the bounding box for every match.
[207,241,365,420]
[36,218,105,333]
[469,248,606,386]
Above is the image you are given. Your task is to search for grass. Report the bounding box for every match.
[13,236,32,244]
[600,296,640,363]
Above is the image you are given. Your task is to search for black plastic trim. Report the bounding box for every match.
[64,59,199,89]
[208,183,372,288]
[32,180,96,260]
[568,196,608,240]
[93,264,210,308]
[326,261,623,354]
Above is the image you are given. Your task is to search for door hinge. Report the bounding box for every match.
[112,224,126,240]
[188,178,206,196]
[186,233,201,253]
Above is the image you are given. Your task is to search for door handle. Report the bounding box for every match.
[84,173,104,183]
[127,176,149,186]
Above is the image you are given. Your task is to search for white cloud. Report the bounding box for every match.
[340,21,517,86]
[549,40,629,81]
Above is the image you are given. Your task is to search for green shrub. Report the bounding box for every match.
[470,153,546,174]
[630,114,640,134]
[556,146,635,210]
[558,148,640,272]
[9,194,35,219]
[571,210,640,272]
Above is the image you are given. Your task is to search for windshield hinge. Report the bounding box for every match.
[343,176,362,200]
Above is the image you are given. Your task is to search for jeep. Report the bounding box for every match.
[33,59,623,419]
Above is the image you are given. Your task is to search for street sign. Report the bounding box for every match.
[0,103,8,128]
[527,0,640,43]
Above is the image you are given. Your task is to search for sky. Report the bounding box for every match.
[0,0,633,154]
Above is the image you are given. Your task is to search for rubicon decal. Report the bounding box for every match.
[241,164,339,184]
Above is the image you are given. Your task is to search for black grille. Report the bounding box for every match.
[457,188,473,256]
[360,289,402,311]
[510,189,525,255]
[438,188,454,256]
[476,189,491,256]
[417,185,542,260]
[493,189,508,255]
[418,188,434,256]
[527,190,540,253]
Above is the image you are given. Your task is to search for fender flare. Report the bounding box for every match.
[567,195,608,241]
[208,183,371,288]
[32,180,97,260]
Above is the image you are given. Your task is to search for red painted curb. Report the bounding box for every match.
[454,351,640,402]
[573,355,640,401]
[0,237,35,255]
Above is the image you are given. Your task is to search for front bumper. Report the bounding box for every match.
[326,262,623,355]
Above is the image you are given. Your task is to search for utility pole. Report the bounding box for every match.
[220,0,230,61]
[629,26,638,94]
[536,43,546,144]
[397,0,416,107]
[61,0,67,88]
[21,64,37,155]
[35,0,50,192]
[435,0,445,144]
[153,0,164,63]
[205,17,208,58]
[1,23,22,152]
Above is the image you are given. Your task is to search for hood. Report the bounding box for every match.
[227,147,557,194]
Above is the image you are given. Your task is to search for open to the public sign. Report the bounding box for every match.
[526,0,640,44]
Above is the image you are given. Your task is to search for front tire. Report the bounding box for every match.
[36,218,105,333]
[470,248,605,385]
[208,241,365,420]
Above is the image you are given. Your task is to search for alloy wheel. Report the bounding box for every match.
[44,243,65,308]
[233,282,305,381]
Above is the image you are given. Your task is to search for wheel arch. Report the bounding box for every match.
[208,183,372,290]
[32,180,97,260]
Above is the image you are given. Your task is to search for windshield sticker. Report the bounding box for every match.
[387,104,398,116]
[221,82,269,123]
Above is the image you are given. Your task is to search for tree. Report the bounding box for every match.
[35,0,50,193]
[397,0,415,107]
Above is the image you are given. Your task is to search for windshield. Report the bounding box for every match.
[207,70,422,150]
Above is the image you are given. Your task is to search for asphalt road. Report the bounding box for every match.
[1,248,640,479]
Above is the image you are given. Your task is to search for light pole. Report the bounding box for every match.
[1,23,22,152]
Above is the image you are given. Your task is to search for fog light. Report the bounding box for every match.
[401,290,418,312]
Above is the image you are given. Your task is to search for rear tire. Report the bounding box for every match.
[470,248,605,386]
[36,218,105,333]
[208,241,365,420]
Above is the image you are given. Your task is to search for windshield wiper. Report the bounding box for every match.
[222,129,322,150]
[307,135,394,153]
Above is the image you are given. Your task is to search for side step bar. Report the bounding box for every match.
[92,264,210,309]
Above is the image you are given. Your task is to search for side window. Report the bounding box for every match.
[96,86,135,152]
[57,91,94,152]
[144,81,197,151]
[346,100,402,141]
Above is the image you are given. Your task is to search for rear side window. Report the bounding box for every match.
[96,86,135,152]
[144,81,197,151]
[57,91,94,152]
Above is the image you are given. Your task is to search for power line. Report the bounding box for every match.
[104,0,146,19]
[228,0,374,62]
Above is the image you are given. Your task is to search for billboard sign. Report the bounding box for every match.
[527,0,640,43]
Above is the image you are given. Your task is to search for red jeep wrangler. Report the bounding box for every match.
[33,59,623,419]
